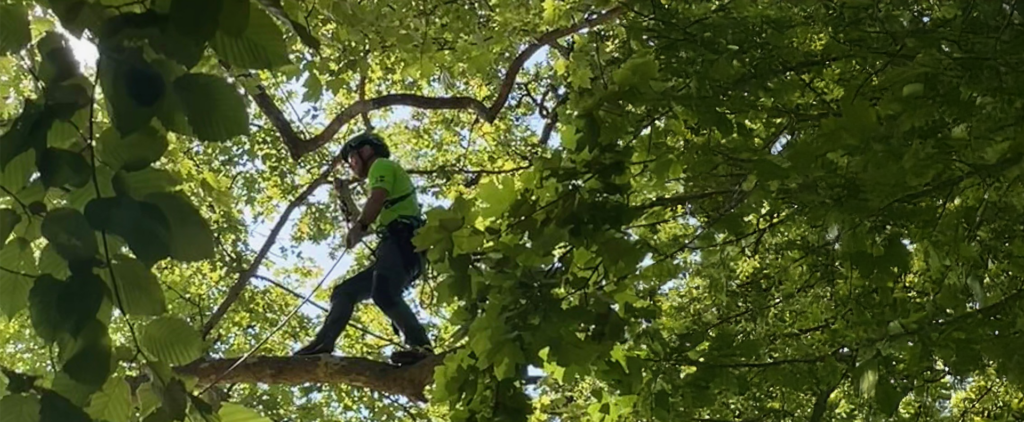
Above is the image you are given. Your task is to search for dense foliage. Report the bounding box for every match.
[2,0,1023,421]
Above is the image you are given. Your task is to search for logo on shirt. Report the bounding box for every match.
[376,175,386,183]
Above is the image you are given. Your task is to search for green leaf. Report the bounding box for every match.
[38,148,91,189]
[476,176,516,218]
[0,100,53,169]
[0,208,20,244]
[874,376,905,417]
[99,49,164,137]
[85,196,172,266]
[85,377,132,422]
[173,73,249,142]
[39,390,92,422]
[141,316,203,365]
[29,275,65,342]
[219,0,251,36]
[0,270,33,319]
[96,126,169,172]
[858,358,879,397]
[62,319,112,388]
[0,5,32,55]
[218,403,272,422]
[36,31,79,84]
[144,192,215,261]
[39,243,72,279]
[0,393,40,422]
[150,59,194,135]
[160,378,189,421]
[302,73,322,103]
[44,76,92,120]
[57,272,107,337]
[109,255,167,316]
[42,208,98,263]
[211,1,290,69]
[1,150,36,193]
[170,0,224,43]
[253,0,320,51]
[113,168,181,198]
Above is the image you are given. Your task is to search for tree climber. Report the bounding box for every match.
[294,133,433,366]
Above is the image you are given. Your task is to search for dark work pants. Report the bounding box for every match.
[311,222,431,349]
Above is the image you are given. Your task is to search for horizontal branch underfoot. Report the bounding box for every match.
[176,353,445,402]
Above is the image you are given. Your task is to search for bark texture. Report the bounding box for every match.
[176,353,446,402]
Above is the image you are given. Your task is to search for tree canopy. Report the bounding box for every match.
[1,0,1023,421]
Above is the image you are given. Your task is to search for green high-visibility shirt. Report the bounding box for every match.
[367,158,420,228]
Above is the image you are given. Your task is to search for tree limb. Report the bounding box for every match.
[245,7,625,161]
[175,353,445,402]
[201,151,348,338]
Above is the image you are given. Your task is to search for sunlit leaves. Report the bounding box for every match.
[140,316,204,365]
[219,403,273,422]
[85,377,132,422]
[172,73,249,142]
[476,175,516,219]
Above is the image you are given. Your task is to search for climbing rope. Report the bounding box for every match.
[197,242,354,395]
[196,175,406,395]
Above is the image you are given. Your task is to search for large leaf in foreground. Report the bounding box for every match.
[143,192,215,262]
[0,393,40,422]
[0,4,31,55]
[172,73,249,142]
[41,208,98,263]
[96,126,169,172]
[210,0,290,69]
[140,316,203,365]
[109,255,167,316]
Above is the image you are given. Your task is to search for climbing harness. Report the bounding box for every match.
[197,177,372,394]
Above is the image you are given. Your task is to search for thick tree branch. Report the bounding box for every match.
[245,7,624,161]
[175,353,445,402]
[201,151,349,338]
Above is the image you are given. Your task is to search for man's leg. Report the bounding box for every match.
[370,236,432,361]
[294,265,374,355]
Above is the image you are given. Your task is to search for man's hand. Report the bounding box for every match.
[345,223,366,248]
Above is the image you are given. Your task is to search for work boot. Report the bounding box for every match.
[390,347,433,366]
[294,340,334,356]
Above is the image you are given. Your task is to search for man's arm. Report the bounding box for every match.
[358,187,388,228]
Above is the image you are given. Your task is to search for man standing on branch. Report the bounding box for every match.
[295,133,433,365]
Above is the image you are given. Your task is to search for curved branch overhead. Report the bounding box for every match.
[246,7,625,161]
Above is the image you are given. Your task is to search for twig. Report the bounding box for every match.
[201,149,350,337]
[0,185,32,216]
[0,266,38,278]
